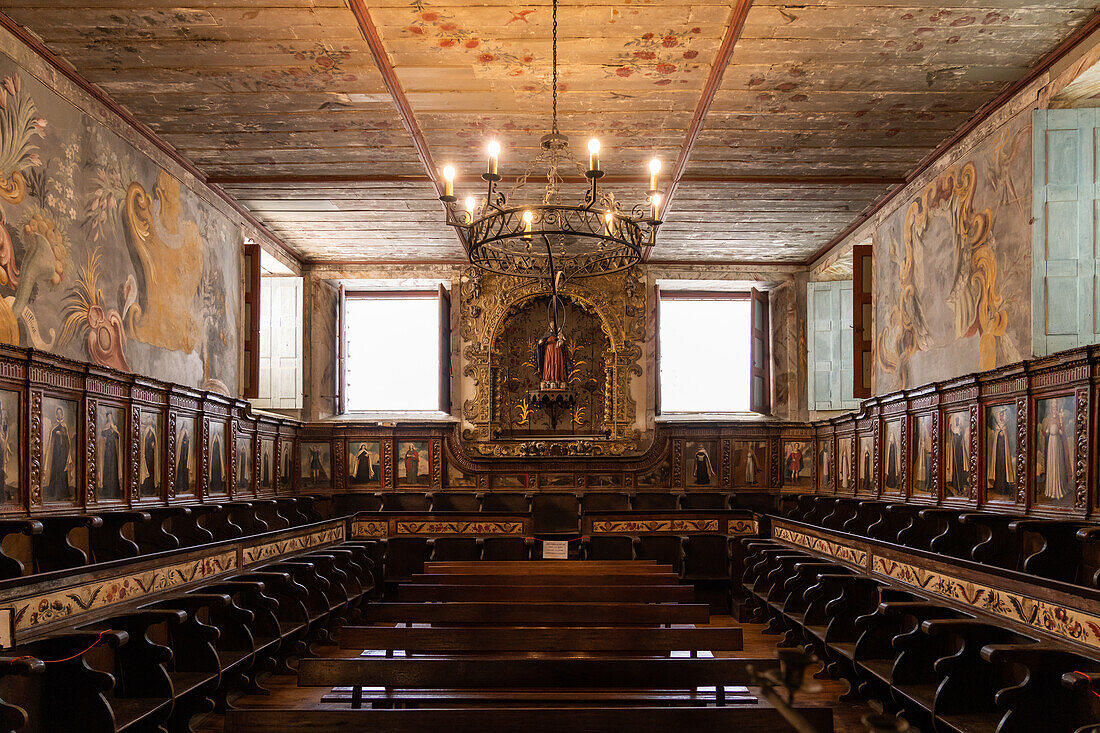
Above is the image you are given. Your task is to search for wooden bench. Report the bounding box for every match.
[337,625,744,654]
[362,601,709,626]
[225,705,835,733]
[409,572,680,585]
[396,583,694,603]
[421,561,674,575]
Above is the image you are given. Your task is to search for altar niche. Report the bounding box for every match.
[493,294,609,439]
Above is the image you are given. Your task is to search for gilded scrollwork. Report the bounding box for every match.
[457,266,646,457]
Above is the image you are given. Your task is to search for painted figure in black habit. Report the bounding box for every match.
[281,447,290,487]
[262,450,270,487]
[354,444,375,483]
[46,406,71,501]
[989,407,1015,496]
[861,446,872,493]
[237,446,250,490]
[885,434,898,489]
[693,447,714,485]
[100,412,121,500]
[210,434,225,493]
[948,414,968,496]
[141,423,158,496]
[175,426,191,494]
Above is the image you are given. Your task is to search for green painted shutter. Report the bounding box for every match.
[807,280,859,411]
[1033,108,1100,354]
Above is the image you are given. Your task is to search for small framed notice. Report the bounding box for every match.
[542,540,569,559]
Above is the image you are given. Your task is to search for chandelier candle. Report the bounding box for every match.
[487,140,501,178]
[442,165,455,198]
[649,158,661,194]
[588,138,601,174]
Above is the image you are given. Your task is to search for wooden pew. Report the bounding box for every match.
[421,561,673,574]
[226,705,835,733]
[410,572,680,585]
[337,625,744,654]
[396,583,694,603]
[362,601,709,626]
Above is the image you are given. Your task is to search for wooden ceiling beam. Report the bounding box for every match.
[0,11,304,267]
[211,173,899,187]
[346,0,466,253]
[805,8,1100,269]
[644,0,754,261]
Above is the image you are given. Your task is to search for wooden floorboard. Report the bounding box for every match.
[192,618,877,733]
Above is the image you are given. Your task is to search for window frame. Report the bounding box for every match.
[338,287,451,415]
[655,288,768,415]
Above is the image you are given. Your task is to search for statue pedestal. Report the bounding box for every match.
[527,388,577,429]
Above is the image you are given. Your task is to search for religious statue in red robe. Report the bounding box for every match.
[536,316,570,390]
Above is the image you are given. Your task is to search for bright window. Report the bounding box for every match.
[343,294,440,412]
[659,296,752,412]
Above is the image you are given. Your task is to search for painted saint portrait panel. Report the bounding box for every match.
[732,441,765,488]
[1034,395,1075,507]
[300,442,332,490]
[0,390,19,507]
[782,440,813,489]
[259,439,274,492]
[985,403,1018,501]
[96,404,125,501]
[174,416,197,497]
[685,440,718,487]
[818,440,832,491]
[348,440,381,487]
[279,442,291,488]
[138,410,162,499]
[837,437,853,492]
[911,414,935,496]
[944,410,970,498]
[858,434,874,494]
[882,420,903,492]
[235,436,252,493]
[42,397,78,504]
[208,421,228,496]
[397,441,429,485]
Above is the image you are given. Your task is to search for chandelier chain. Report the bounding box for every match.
[551,0,558,135]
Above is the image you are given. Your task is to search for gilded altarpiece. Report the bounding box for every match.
[458,268,645,457]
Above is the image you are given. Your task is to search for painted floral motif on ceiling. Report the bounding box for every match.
[874,110,1031,394]
[0,62,240,393]
[188,43,368,95]
[404,6,541,82]
[610,27,705,86]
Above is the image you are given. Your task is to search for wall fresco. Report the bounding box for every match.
[0,60,240,393]
[874,111,1032,394]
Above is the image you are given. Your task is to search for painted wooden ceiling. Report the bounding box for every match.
[0,1,1096,264]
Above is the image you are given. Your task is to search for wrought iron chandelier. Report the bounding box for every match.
[438,0,663,279]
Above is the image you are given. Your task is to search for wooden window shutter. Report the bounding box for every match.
[337,283,347,414]
[750,287,770,414]
[439,283,452,413]
[242,241,261,399]
[853,244,873,398]
[653,283,661,416]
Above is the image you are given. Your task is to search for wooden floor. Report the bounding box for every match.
[195,617,878,733]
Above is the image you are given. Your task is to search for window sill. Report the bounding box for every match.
[656,411,774,423]
[328,411,458,425]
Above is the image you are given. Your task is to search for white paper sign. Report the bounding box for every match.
[542,540,569,559]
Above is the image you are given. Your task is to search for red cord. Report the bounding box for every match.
[1073,671,1100,700]
[10,631,108,664]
